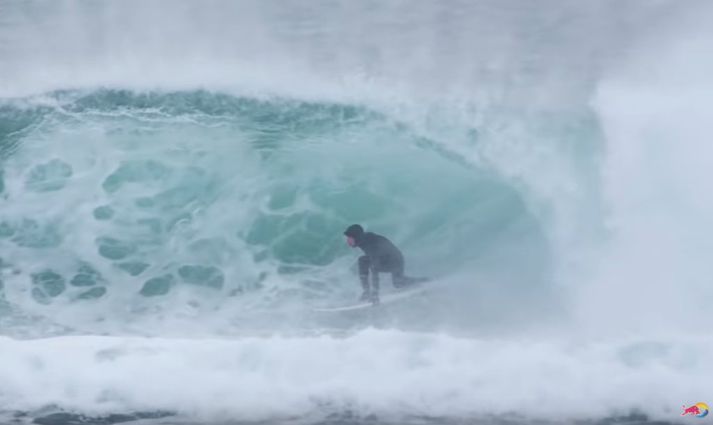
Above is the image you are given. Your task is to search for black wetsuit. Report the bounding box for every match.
[355,231,407,291]
[344,224,421,301]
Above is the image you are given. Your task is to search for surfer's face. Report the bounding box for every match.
[346,236,356,247]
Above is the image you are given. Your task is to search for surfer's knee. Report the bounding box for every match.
[358,256,370,276]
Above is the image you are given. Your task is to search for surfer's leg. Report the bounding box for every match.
[394,253,430,286]
[358,256,371,301]
[392,266,428,288]
[391,271,407,288]
[370,267,380,304]
[370,279,380,304]
[390,258,409,288]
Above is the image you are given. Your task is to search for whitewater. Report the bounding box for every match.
[0,1,711,424]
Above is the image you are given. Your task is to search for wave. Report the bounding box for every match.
[1,330,709,423]
[0,90,552,335]
[1,1,712,423]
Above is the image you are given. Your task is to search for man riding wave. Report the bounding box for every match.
[344,224,427,304]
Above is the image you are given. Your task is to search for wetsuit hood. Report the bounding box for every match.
[344,224,364,241]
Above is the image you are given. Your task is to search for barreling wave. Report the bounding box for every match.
[0,89,556,335]
[1,1,711,424]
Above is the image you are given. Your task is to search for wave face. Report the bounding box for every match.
[1,0,712,423]
[0,89,552,335]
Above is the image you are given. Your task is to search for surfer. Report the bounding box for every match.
[343,224,426,304]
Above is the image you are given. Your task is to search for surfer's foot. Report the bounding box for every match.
[359,290,371,302]
[394,276,428,289]
[370,292,380,305]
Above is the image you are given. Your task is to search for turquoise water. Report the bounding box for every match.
[0,89,560,333]
[0,1,711,424]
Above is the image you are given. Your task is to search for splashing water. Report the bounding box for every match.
[0,1,711,424]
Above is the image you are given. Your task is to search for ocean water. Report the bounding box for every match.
[0,1,712,424]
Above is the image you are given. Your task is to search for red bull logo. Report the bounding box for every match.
[682,402,709,418]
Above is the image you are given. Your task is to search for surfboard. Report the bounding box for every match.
[312,284,430,312]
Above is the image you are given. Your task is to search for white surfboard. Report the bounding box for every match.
[312,285,430,312]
